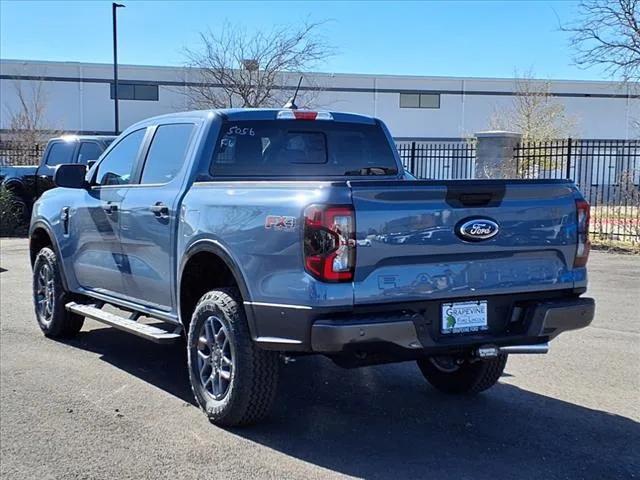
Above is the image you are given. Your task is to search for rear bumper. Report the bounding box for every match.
[310,296,594,353]
[247,291,594,354]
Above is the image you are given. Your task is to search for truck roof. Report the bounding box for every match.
[47,135,117,144]
[131,108,377,127]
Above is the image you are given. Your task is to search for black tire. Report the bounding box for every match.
[187,289,279,427]
[9,194,29,225]
[417,354,508,394]
[32,247,84,338]
[0,190,29,235]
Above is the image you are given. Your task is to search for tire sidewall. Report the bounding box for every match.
[187,293,243,422]
[418,354,507,394]
[33,248,65,336]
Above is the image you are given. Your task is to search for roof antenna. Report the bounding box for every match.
[283,76,303,109]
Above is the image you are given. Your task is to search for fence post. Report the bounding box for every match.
[475,131,522,178]
[410,141,416,174]
[566,137,573,180]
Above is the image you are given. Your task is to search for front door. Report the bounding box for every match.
[119,123,196,311]
[71,128,148,298]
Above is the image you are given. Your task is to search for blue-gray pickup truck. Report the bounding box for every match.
[29,108,595,426]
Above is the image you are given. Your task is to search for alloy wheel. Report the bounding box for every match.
[196,315,234,400]
[35,262,54,325]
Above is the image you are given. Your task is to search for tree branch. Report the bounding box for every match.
[181,20,334,109]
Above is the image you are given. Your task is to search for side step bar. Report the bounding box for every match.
[66,302,182,344]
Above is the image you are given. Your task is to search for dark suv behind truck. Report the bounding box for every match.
[1,135,115,218]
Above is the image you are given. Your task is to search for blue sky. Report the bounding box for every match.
[0,0,607,81]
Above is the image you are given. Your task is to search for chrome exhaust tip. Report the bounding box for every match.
[499,343,549,354]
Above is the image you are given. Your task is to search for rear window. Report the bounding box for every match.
[77,142,103,164]
[211,120,398,177]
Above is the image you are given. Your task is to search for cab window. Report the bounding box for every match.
[211,120,398,177]
[140,124,195,184]
[94,129,146,186]
[77,142,103,165]
[46,142,75,166]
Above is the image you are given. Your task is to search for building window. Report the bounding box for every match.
[110,83,159,101]
[399,92,440,109]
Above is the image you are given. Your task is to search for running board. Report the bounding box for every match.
[66,302,182,344]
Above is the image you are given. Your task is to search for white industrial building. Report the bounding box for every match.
[1,59,638,140]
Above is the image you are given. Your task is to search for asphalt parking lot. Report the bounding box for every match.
[0,237,638,480]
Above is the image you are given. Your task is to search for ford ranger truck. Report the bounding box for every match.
[29,108,595,426]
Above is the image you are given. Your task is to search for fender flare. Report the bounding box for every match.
[29,220,70,291]
[178,238,256,334]
[3,178,27,198]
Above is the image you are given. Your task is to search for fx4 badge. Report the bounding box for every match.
[265,215,296,231]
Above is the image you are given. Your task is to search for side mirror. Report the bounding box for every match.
[86,160,97,169]
[54,164,87,189]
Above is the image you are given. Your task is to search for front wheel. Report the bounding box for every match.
[417,354,508,394]
[32,247,84,338]
[187,289,280,426]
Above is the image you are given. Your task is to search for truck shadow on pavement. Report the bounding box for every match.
[64,327,638,480]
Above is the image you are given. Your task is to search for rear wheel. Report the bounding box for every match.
[187,289,279,426]
[417,354,507,394]
[9,194,28,224]
[32,247,84,338]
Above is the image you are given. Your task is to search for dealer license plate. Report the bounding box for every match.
[441,301,488,334]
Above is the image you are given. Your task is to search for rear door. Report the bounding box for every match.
[118,122,197,311]
[350,180,579,305]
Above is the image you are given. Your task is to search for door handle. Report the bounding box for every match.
[150,202,169,218]
[102,202,118,215]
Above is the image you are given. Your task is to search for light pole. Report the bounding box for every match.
[112,2,125,135]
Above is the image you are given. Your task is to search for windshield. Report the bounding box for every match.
[210,120,399,177]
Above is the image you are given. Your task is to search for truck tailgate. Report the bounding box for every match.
[350,180,581,305]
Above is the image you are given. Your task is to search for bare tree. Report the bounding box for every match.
[490,72,576,142]
[488,72,577,177]
[2,77,61,143]
[0,78,62,169]
[562,0,640,82]
[182,20,334,109]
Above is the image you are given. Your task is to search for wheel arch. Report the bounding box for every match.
[29,221,70,291]
[178,239,255,336]
[3,177,27,197]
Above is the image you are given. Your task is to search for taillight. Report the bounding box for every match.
[574,199,591,267]
[277,110,334,120]
[303,205,355,282]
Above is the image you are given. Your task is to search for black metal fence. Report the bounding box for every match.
[1,137,638,243]
[397,138,639,244]
[396,141,476,180]
[0,142,45,166]
[515,139,640,244]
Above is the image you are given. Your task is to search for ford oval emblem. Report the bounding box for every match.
[456,218,499,242]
